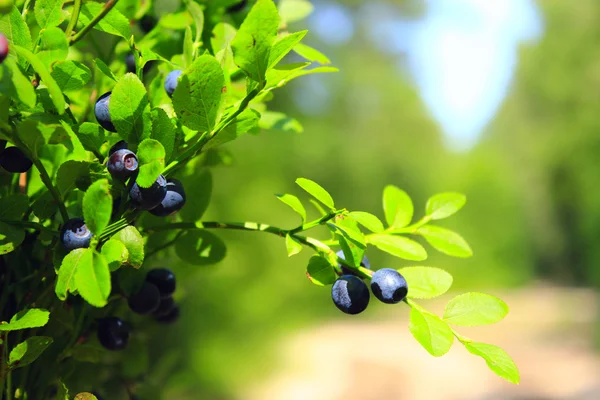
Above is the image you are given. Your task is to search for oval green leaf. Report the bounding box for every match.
[383,185,413,228]
[296,177,334,209]
[349,211,384,233]
[112,226,145,268]
[83,179,112,235]
[276,193,306,223]
[136,139,165,188]
[368,234,427,261]
[0,308,50,331]
[425,192,466,220]
[9,336,53,368]
[409,307,454,357]
[175,230,226,266]
[444,292,509,326]
[306,255,337,286]
[399,266,453,299]
[74,250,111,307]
[464,341,520,384]
[417,225,473,258]
[285,234,303,257]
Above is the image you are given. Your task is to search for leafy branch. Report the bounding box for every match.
[70,0,120,45]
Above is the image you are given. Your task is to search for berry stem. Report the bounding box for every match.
[64,0,82,39]
[288,211,340,234]
[70,0,120,45]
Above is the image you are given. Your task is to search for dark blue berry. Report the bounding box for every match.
[108,140,128,156]
[156,305,179,324]
[0,147,32,173]
[0,33,8,64]
[97,317,129,351]
[139,15,157,34]
[164,70,182,97]
[370,268,408,304]
[129,175,167,210]
[331,275,370,315]
[148,179,186,216]
[60,218,93,251]
[128,281,161,314]
[152,296,175,317]
[146,268,176,298]
[125,54,136,73]
[336,250,371,275]
[95,92,117,132]
[107,149,138,181]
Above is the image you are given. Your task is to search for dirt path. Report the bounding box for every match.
[245,285,600,400]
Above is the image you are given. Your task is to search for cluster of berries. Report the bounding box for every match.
[96,268,180,351]
[332,251,409,314]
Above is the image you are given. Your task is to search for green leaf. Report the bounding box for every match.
[0,308,50,330]
[34,0,65,29]
[74,249,111,307]
[0,7,33,67]
[444,292,509,326]
[383,185,413,229]
[101,239,129,271]
[331,215,365,248]
[77,122,105,153]
[463,341,520,384]
[278,0,314,23]
[265,63,338,90]
[368,234,427,261]
[56,160,92,195]
[275,193,306,223]
[259,110,303,133]
[295,177,334,209]
[0,58,36,108]
[425,192,466,220]
[179,168,212,222]
[172,54,225,133]
[37,26,68,69]
[82,179,112,235]
[110,73,152,146]
[231,0,279,84]
[0,221,25,255]
[112,226,144,268]
[417,225,472,258]
[175,230,226,266]
[94,59,117,82]
[349,211,384,233]
[409,307,454,357]
[399,267,453,299]
[16,120,44,158]
[187,0,204,42]
[306,255,336,286]
[135,139,165,188]
[8,336,53,369]
[204,108,260,149]
[183,26,194,69]
[268,31,307,69]
[151,108,176,163]
[51,60,91,92]
[78,2,130,39]
[32,191,57,220]
[285,234,302,257]
[55,248,86,300]
[13,45,65,114]
[0,193,28,221]
[56,381,69,400]
[293,43,330,64]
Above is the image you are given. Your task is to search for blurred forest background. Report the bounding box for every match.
[129,0,600,398]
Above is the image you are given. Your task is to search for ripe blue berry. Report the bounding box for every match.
[152,296,175,317]
[370,268,408,304]
[331,275,370,315]
[125,53,136,73]
[0,147,32,173]
[336,250,371,275]
[146,268,176,298]
[108,140,128,156]
[164,70,183,97]
[129,175,167,210]
[128,281,161,314]
[107,149,138,181]
[95,92,117,132]
[148,179,186,216]
[60,218,93,251]
[97,317,129,351]
[0,33,8,64]
[156,305,179,324]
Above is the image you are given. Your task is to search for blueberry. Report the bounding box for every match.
[60,218,93,251]
[152,296,175,317]
[97,317,130,351]
[128,281,161,314]
[336,250,371,275]
[0,147,32,173]
[145,268,176,298]
[164,70,183,97]
[226,0,247,13]
[148,179,186,217]
[95,92,117,132]
[125,53,136,73]
[0,33,8,64]
[155,305,179,324]
[108,140,128,156]
[107,149,138,181]
[331,275,370,315]
[129,175,167,210]
[370,268,408,304]
[139,15,157,34]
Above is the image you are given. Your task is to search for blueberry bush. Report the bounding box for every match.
[0,0,520,398]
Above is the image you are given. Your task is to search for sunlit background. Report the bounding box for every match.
[147,0,600,398]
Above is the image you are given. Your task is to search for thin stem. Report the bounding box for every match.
[289,212,339,234]
[0,332,6,397]
[145,231,184,258]
[386,215,432,234]
[6,368,12,400]
[64,0,82,39]
[21,0,32,17]
[70,0,120,45]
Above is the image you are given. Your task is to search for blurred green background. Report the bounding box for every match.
[143,0,600,398]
